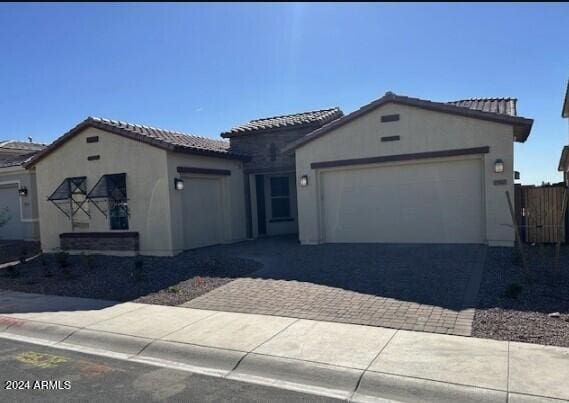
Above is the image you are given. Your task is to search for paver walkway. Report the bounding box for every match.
[186,239,486,336]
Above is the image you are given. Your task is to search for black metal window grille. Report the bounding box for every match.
[86,173,129,230]
[47,177,89,219]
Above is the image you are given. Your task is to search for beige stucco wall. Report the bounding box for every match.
[295,103,516,246]
[0,167,40,240]
[35,127,173,255]
[166,152,247,254]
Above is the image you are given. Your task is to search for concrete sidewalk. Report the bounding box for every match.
[0,290,567,402]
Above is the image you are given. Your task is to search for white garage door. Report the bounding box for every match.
[320,158,484,244]
[182,177,224,249]
[0,184,23,240]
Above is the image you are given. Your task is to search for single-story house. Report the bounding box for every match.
[25,91,533,255]
[0,140,45,240]
[24,118,249,256]
[558,80,569,184]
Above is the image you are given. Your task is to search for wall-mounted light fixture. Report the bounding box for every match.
[174,178,184,191]
[18,186,28,197]
[494,159,504,173]
[300,175,309,187]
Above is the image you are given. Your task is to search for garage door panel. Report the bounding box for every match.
[0,185,23,240]
[321,158,484,244]
[182,177,223,249]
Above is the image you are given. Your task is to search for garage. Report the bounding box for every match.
[0,184,23,240]
[181,176,224,249]
[319,157,485,244]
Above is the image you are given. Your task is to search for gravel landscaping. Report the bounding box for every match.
[474,245,569,347]
[0,241,40,265]
[0,251,262,305]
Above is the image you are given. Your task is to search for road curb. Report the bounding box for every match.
[228,353,362,400]
[60,328,151,355]
[136,340,245,376]
[4,319,77,342]
[352,371,507,403]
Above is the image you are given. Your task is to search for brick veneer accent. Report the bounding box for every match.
[60,232,139,251]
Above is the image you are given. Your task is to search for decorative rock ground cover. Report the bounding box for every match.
[0,251,262,305]
[474,245,569,347]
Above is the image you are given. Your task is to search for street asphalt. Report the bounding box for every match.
[0,338,339,402]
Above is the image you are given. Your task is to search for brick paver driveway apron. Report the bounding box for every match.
[184,238,486,336]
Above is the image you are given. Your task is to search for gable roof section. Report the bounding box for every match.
[447,97,517,116]
[221,107,343,138]
[25,117,249,168]
[284,92,534,152]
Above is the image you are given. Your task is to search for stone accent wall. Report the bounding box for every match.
[229,127,316,172]
[60,232,139,251]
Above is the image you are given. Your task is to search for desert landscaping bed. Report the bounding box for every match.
[474,245,569,348]
[0,251,262,305]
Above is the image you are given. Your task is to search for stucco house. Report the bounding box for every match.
[0,140,45,240]
[25,91,533,255]
[24,118,249,256]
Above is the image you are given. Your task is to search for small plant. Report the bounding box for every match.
[18,245,28,264]
[132,255,144,282]
[166,286,179,294]
[503,283,523,299]
[82,253,95,272]
[56,251,70,268]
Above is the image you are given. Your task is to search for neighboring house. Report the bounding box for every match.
[24,118,248,256]
[558,80,569,184]
[285,93,533,247]
[0,140,45,240]
[25,91,534,255]
[221,108,343,238]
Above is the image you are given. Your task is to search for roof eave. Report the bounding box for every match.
[220,122,324,139]
[559,146,569,171]
[563,81,569,118]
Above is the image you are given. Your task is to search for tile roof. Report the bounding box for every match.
[25,117,249,168]
[447,98,517,116]
[0,153,36,169]
[284,92,534,152]
[88,117,239,155]
[221,107,343,138]
[0,140,46,152]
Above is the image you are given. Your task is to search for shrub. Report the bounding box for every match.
[132,255,144,282]
[503,283,523,299]
[56,251,70,268]
[82,253,95,271]
[18,245,28,264]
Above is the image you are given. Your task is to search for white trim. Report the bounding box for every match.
[0,180,39,223]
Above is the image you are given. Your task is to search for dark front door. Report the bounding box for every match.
[255,175,267,235]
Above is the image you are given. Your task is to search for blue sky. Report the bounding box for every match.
[0,3,568,184]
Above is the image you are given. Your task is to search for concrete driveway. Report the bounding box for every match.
[184,237,486,336]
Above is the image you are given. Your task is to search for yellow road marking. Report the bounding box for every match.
[16,351,68,369]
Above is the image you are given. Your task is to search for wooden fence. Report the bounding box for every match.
[516,183,567,244]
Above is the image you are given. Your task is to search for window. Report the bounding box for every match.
[87,173,129,230]
[270,176,290,218]
[47,177,90,226]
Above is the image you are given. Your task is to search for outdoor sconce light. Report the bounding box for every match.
[300,175,309,187]
[174,178,184,191]
[18,186,28,197]
[494,159,504,173]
